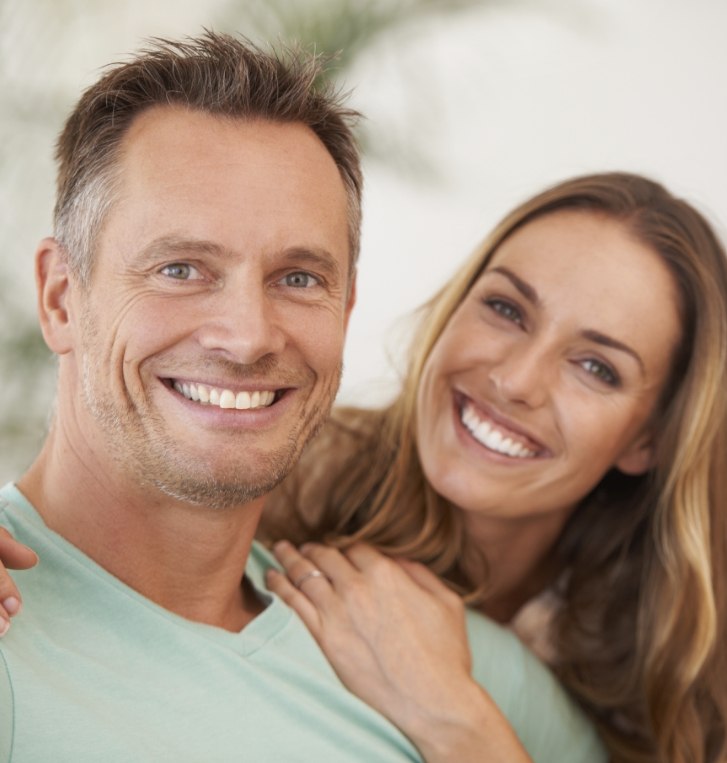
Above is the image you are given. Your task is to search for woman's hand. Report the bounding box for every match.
[266,541,532,763]
[0,527,38,635]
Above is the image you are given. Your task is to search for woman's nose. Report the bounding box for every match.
[488,342,552,408]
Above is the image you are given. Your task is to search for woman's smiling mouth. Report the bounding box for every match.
[459,398,542,459]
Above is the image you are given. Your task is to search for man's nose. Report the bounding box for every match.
[488,341,552,409]
[196,283,286,365]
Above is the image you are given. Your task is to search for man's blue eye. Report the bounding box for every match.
[284,272,318,288]
[161,263,195,280]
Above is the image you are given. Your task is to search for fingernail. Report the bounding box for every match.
[272,540,290,554]
[0,618,9,637]
[2,597,20,616]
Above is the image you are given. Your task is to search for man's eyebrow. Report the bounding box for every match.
[488,266,540,305]
[134,237,228,265]
[280,247,343,283]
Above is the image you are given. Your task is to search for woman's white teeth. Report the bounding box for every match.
[461,402,536,458]
[173,382,275,410]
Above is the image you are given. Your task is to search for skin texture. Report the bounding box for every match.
[12,107,355,632]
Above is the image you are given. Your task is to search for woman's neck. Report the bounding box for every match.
[461,510,569,623]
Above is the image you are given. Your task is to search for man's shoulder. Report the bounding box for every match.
[465,608,607,763]
[247,539,276,572]
[0,482,20,514]
[0,645,14,763]
[0,483,39,545]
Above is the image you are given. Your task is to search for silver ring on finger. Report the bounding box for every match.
[294,569,329,589]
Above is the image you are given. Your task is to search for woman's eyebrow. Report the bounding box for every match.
[488,266,539,305]
[581,329,645,374]
[487,265,645,374]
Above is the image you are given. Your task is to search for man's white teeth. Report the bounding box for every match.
[173,382,276,410]
[461,403,536,458]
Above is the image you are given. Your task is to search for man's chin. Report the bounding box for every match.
[140,449,296,511]
[152,474,286,511]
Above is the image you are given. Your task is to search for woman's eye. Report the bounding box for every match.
[282,272,319,288]
[582,358,619,387]
[160,263,200,280]
[485,298,523,325]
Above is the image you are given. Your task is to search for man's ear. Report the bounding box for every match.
[343,270,357,333]
[615,430,655,476]
[36,237,75,355]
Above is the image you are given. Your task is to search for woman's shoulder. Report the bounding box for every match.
[509,585,562,664]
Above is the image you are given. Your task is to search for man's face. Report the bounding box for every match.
[63,107,354,508]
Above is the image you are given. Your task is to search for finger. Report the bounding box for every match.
[396,558,451,595]
[341,542,393,573]
[343,544,413,589]
[272,541,333,599]
[265,568,323,639]
[336,544,456,606]
[0,590,20,635]
[0,530,39,570]
[0,533,31,628]
[299,543,358,588]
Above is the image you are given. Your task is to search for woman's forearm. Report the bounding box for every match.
[403,680,533,763]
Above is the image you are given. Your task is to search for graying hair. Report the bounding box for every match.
[53,31,363,284]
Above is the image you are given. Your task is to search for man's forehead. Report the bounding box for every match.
[92,106,352,280]
[118,106,328,167]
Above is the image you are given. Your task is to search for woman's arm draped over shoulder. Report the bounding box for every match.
[267,541,536,763]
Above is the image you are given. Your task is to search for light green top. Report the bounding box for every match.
[0,483,605,762]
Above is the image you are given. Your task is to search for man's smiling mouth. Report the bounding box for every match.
[171,381,279,410]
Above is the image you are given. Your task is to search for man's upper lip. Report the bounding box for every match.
[456,390,549,453]
[165,376,295,392]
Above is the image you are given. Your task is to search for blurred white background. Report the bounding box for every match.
[1,0,726,480]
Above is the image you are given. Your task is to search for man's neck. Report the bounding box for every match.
[18,433,267,632]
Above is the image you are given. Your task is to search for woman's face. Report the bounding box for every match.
[415,210,682,526]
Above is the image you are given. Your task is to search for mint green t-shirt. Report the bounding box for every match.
[0,483,605,762]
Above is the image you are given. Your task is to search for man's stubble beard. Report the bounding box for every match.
[79,347,342,512]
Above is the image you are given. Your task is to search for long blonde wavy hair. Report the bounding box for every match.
[266,172,727,763]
